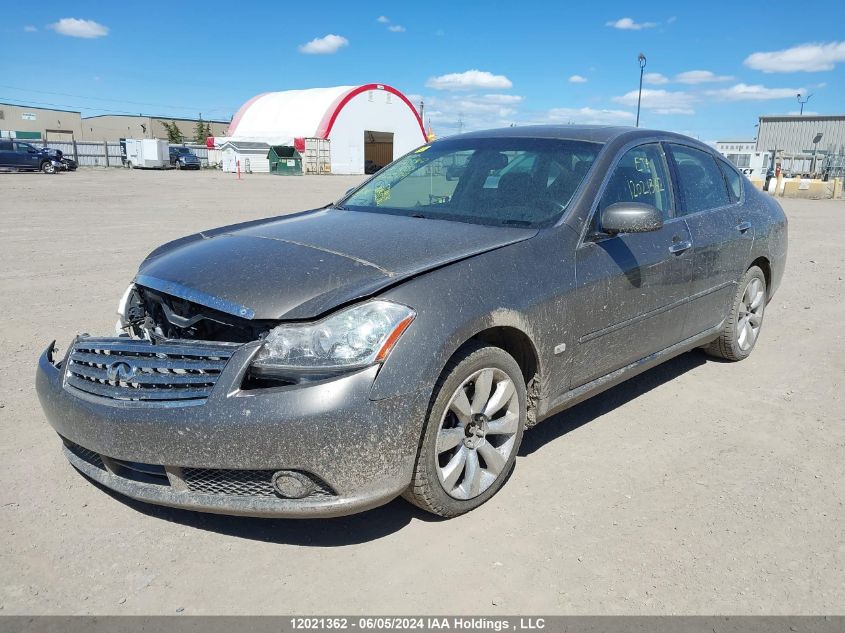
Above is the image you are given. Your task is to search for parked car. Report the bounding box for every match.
[169,146,201,170]
[36,126,787,519]
[0,139,62,173]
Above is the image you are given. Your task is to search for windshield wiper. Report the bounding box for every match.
[502,219,532,226]
[411,213,426,219]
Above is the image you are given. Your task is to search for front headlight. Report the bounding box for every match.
[251,300,415,374]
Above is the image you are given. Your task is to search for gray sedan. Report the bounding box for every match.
[36,126,787,518]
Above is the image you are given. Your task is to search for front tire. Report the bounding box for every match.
[403,344,526,518]
[704,265,767,361]
[40,161,56,174]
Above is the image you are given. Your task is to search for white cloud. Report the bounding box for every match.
[377,15,390,23]
[568,74,588,83]
[643,72,669,85]
[388,24,406,32]
[24,25,37,32]
[426,69,513,91]
[674,70,733,84]
[48,18,108,38]
[298,34,349,55]
[480,94,524,104]
[418,94,527,133]
[667,16,677,24]
[545,107,635,125]
[606,17,657,30]
[744,41,845,73]
[612,89,696,115]
[707,83,803,101]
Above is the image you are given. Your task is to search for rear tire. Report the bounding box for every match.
[403,343,526,518]
[704,265,767,361]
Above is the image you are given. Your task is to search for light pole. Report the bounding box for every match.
[636,53,647,127]
[796,92,812,115]
[812,132,823,175]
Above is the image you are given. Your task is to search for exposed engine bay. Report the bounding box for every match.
[118,284,273,344]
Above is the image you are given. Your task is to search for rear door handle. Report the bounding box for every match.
[736,221,751,232]
[669,240,692,254]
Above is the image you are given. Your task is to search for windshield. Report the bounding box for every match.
[173,147,192,155]
[341,137,601,228]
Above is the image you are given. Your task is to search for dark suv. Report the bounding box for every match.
[169,146,201,170]
[0,140,63,173]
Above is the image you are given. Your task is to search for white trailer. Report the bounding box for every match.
[120,139,169,169]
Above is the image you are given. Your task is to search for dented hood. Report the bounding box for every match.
[137,208,537,320]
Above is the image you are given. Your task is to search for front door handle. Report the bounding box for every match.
[736,221,752,232]
[669,240,692,255]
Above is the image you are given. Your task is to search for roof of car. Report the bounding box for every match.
[454,125,638,143]
[443,125,716,154]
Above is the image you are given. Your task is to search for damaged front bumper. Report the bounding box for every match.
[36,337,426,518]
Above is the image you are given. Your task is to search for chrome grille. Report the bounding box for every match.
[182,468,334,498]
[64,337,239,403]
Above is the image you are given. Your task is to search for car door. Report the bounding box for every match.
[13,141,40,170]
[666,144,754,339]
[571,142,693,387]
[0,140,13,167]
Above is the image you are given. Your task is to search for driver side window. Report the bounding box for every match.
[594,144,671,232]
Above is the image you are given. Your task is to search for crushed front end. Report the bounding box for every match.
[36,280,424,517]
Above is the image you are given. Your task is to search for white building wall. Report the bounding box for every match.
[327,89,425,174]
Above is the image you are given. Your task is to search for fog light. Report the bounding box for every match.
[271,470,316,499]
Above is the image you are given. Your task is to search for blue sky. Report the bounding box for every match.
[2,1,843,141]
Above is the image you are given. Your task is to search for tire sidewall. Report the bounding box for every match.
[41,161,55,174]
[418,346,527,515]
[726,266,767,359]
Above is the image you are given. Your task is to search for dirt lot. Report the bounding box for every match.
[0,169,843,615]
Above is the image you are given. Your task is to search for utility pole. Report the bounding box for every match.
[636,53,647,127]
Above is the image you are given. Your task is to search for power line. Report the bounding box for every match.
[0,85,235,117]
[0,97,232,120]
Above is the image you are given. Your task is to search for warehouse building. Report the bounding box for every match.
[82,115,229,143]
[222,83,427,174]
[756,114,845,178]
[0,102,83,141]
[1,102,228,143]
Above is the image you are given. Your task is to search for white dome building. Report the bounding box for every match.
[223,84,427,175]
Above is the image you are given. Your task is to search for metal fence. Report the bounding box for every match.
[32,139,214,168]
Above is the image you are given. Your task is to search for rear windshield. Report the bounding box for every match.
[341,137,601,228]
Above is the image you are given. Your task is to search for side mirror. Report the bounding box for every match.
[600,202,663,235]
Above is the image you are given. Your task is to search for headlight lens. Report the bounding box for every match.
[251,300,415,373]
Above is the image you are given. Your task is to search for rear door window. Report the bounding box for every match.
[717,158,743,202]
[669,144,731,214]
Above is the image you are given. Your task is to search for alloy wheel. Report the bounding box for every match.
[737,277,765,351]
[436,368,520,500]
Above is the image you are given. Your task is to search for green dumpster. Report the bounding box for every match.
[268,145,303,175]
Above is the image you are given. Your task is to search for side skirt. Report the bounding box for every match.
[537,323,723,424]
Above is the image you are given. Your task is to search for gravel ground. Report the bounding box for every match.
[0,169,842,615]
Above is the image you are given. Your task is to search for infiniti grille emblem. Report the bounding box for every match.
[106,361,136,382]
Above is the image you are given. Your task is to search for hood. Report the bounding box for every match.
[137,208,536,320]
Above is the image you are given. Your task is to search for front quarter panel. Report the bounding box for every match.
[370,228,580,417]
